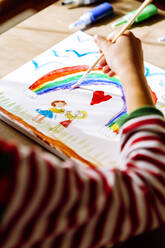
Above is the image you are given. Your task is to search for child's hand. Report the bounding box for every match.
[95,31,154,113]
[94,31,144,80]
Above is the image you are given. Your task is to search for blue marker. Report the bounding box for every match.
[69,2,114,30]
[62,0,101,6]
[158,37,165,43]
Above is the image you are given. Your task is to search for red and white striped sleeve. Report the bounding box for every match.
[0,107,165,248]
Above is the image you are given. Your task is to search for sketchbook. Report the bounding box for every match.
[0,31,165,168]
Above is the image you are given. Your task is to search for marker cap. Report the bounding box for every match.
[89,2,114,23]
[69,2,113,30]
[134,4,158,23]
[112,4,158,27]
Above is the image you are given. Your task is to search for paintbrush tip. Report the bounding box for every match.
[72,70,89,88]
[71,77,84,89]
[71,84,80,89]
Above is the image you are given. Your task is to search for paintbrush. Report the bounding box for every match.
[72,0,152,89]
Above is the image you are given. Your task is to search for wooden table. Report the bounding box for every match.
[0,0,164,144]
[0,0,165,247]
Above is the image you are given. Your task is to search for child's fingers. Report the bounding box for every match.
[102,65,111,74]
[99,56,107,67]
[107,31,119,41]
[108,30,134,42]
[123,30,132,36]
[108,71,115,77]
[94,35,110,53]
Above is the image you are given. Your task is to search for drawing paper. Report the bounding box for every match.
[0,31,165,168]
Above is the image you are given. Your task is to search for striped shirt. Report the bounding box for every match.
[0,106,165,248]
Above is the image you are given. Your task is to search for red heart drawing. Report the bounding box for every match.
[90,91,112,105]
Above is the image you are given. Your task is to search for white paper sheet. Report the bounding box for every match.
[0,31,165,168]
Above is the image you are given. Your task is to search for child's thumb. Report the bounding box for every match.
[94,35,109,52]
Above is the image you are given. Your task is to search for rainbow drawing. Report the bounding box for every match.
[29,65,127,134]
[29,65,122,94]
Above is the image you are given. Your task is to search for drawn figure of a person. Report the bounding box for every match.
[66,110,87,120]
[33,100,67,123]
[52,110,88,131]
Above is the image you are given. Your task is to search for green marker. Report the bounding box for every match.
[112,4,158,27]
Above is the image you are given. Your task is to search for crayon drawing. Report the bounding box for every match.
[0,31,165,168]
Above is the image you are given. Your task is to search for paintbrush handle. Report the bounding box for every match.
[88,53,104,70]
[112,0,152,43]
[71,53,104,88]
[72,0,152,88]
[95,0,152,64]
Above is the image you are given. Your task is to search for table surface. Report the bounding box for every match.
[1,0,165,145]
[0,1,165,246]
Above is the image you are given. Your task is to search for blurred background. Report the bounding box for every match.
[0,0,164,34]
[0,0,56,33]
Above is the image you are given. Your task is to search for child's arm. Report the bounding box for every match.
[0,117,165,247]
[0,32,165,248]
[94,31,154,113]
